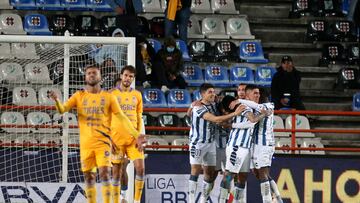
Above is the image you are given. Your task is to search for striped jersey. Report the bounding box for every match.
[252,102,275,146]
[215,126,230,149]
[227,106,253,148]
[189,103,217,144]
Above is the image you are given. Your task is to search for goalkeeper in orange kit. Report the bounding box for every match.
[49,65,146,203]
[110,65,145,203]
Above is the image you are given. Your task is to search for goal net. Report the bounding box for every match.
[0,34,135,202]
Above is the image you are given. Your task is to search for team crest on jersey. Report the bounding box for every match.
[104,151,110,157]
[100,97,105,106]
[82,99,88,106]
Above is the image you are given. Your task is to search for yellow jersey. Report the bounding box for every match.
[58,90,121,150]
[110,87,143,146]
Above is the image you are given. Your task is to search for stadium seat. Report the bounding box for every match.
[0,87,12,105]
[63,0,87,10]
[160,0,166,10]
[36,0,63,10]
[183,115,191,126]
[14,135,38,144]
[0,14,26,35]
[143,88,167,108]
[300,138,325,155]
[148,38,162,53]
[226,17,254,40]
[38,87,62,105]
[176,39,191,61]
[211,0,238,14]
[86,0,112,11]
[10,0,36,9]
[0,63,24,83]
[289,0,313,18]
[192,89,201,101]
[230,66,255,85]
[214,41,238,62]
[316,0,343,17]
[53,113,79,134]
[0,0,12,9]
[167,89,192,108]
[74,15,99,36]
[319,43,344,66]
[239,41,269,63]
[188,15,204,39]
[276,137,300,154]
[219,89,237,98]
[27,112,56,134]
[24,63,52,84]
[158,114,181,127]
[99,16,117,36]
[202,17,229,39]
[137,16,151,37]
[142,113,157,126]
[188,40,213,62]
[285,115,315,138]
[1,112,30,133]
[204,65,230,87]
[353,93,360,111]
[306,20,327,41]
[335,67,360,89]
[182,64,204,86]
[348,44,359,65]
[12,87,38,105]
[191,0,212,13]
[0,43,12,59]
[142,0,162,12]
[49,15,74,36]
[273,115,289,137]
[11,43,39,59]
[255,66,276,87]
[146,137,169,151]
[150,17,165,38]
[172,138,189,151]
[24,14,52,35]
[41,134,61,144]
[328,20,356,42]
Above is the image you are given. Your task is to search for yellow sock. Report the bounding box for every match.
[85,185,96,203]
[112,181,120,203]
[101,181,112,203]
[134,179,145,202]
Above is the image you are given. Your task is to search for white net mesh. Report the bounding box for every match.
[0,41,128,186]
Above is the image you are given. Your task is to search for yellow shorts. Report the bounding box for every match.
[112,141,144,164]
[80,146,112,172]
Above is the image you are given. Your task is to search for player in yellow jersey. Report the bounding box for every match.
[110,65,145,203]
[49,65,145,203]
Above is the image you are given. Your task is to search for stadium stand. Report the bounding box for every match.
[148,38,162,53]
[239,41,269,63]
[143,88,167,108]
[328,20,356,41]
[24,63,52,84]
[74,15,99,36]
[53,113,79,134]
[188,40,214,62]
[150,17,165,38]
[202,17,229,39]
[0,43,12,59]
[99,16,117,36]
[158,114,181,127]
[347,44,359,65]
[172,138,189,151]
[0,14,26,35]
[188,15,204,39]
[146,137,169,151]
[0,0,12,8]
[285,115,315,138]
[335,67,360,89]
[12,87,38,105]
[49,15,74,36]
[300,138,325,155]
[1,112,29,133]
[11,43,39,59]
[214,40,238,62]
[63,0,87,11]
[38,87,62,105]
[226,17,255,40]
[36,0,63,10]
[27,112,56,133]
[255,66,276,87]
[182,64,204,86]
[210,0,238,14]
[0,62,24,83]
[142,0,162,13]
[204,65,230,87]
[306,20,327,41]
[273,115,289,137]
[229,66,255,85]
[191,0,212,13]
[137,16,151,37]
[276,137,300,154]
[192,89,201,101]
[10,0,37,10]
[176,39,191,61]
[24,14,52,35]
[319,43,345,66]
[167,89,192,108]
[86,0,112,11]
[353,92,360,111]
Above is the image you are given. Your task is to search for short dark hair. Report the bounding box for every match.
[113,77,121,86]
[85,65,100,71]
[219,95,237,113]
[120,65,136,75]
[245,84,259,92]
[200,83,214,94]
[259,88,270,103]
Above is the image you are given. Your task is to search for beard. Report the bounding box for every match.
[86,79,100,86]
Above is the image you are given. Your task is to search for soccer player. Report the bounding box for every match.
[49,65,144,203]
[188,83,246,203]
[236,83,247,99]
[219,85,268,203]
[110,65,145,203]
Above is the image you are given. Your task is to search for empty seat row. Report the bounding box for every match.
[182,64,276,87]
[0,134,79,145]
[319,44,359,66]
[353,92,360,111]
[0,62,52,84]
[276,137,325,155]
[306,20,357,42]
[11,0,111,11]
[290,0,344,18]
[0,43,39,59]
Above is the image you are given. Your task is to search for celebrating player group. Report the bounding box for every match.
[188,83,284,203]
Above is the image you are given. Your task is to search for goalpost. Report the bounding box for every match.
[0,33,136,203]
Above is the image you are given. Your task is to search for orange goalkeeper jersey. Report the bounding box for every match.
[110,87,143,146]
[59,90,121,150]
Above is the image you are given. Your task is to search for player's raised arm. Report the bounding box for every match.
[202,104,246,124]
[245,110,267,123]
[49,91,77,114]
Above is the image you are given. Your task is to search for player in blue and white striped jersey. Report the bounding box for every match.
[188,83,246,203]
[219,85,269,203]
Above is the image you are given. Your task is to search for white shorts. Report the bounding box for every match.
[225,145,251,173]
[189,142,216,166]
[250,145,275,169]
[215,147,226,171]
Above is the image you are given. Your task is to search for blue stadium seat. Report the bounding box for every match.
[204,65,230,87]
[230,66,255,86]
[24,14,52,35]
[148,39,162,53]
[167,89,192,108]
[86,0,112,11]
[192,90,201,101]
[49,15,74,36]
[182,64,204,86]
[353,92,360,111]
[143,88,167,108]
[10,0,36,10]
[255,66,276,87]
[36,0,63,10]
[63,0,87,10]
[239,41,269,63]
[176,39,191,61]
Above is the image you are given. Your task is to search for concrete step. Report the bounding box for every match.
[304,102,352,111]
[262,42,317,50]
[267,52,322,66]
[296,66,341,73]
[300,77,336,90]
[239,3,291,19]
[252,28,307,43]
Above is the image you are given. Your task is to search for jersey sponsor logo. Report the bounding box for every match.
[119,104,136,111]
[83,106,105,114]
